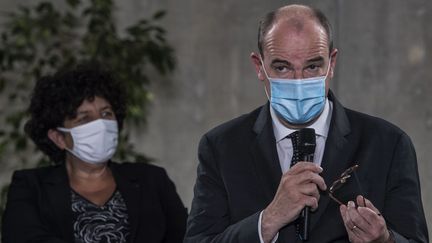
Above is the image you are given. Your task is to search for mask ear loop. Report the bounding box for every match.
[260,55,272,101]
[56,128,76,155]
[263,85,270,101]
[259,55,271,79]
[324,57,332,79]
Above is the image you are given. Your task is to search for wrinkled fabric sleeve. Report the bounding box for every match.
[184,135,262,243]
[383,133,429,243]
[1,171,68,243]
[159,169,188,243]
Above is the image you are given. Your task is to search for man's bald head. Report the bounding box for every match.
[257,4,333,56]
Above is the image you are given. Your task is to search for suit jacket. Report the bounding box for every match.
[185,92,428,243]
[2,161,187,243]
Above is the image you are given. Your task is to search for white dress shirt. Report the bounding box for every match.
[258,99,333,242]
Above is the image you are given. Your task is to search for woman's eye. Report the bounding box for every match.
[102,111,113,117]
[76,116,88,124]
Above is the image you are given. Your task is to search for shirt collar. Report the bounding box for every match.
[270,98,333,142]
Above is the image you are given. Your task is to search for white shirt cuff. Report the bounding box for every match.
[258,211,279,243]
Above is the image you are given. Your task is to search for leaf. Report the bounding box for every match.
[63,12,79,28]
[17,6,30,16]
[0,140,9,155]
[152,10,166,20]
[5,111,27,129]
[0,185,10,217]
[1,33,8,41]
[138,19,148,26]
[66,0,81,8]
[36,2,54,14]
[8,93,17,101]
[133,153,153,163]
[37,156,52,167]
[0,79,5,92]
[15,136,27,151]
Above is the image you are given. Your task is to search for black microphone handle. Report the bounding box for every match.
[301,207,310,240]
[301,154,314,241]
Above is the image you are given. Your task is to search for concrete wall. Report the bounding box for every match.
[1,0,431,237]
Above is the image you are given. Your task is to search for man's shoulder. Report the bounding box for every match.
[345,108,406,137]
[204,105,264,140]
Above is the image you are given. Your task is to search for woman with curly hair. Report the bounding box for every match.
[1,66,187,243]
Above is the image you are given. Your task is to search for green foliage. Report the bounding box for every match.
[0,0,175,222]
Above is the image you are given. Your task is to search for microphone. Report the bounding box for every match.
[297,128,316,241]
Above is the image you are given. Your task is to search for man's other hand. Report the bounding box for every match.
[340,195,394,243]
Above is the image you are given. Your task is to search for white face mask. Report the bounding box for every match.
[58,119,118,164]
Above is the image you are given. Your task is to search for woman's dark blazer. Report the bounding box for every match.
[1,161,187,243]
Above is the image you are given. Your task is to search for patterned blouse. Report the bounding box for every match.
[71,189,130,243]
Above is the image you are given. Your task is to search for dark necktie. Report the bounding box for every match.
[287,130,314,240]
[287,131,300,167]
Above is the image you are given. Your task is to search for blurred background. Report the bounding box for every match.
[0,0,431,238]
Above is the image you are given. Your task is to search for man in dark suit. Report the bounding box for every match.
[185,4,428,243]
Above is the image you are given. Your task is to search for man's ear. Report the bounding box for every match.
[47,129,67,150]
[329,48,338,79]
[250,52,266,81]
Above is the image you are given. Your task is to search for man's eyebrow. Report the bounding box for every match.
[271,58,293,67]
[270,57,325,66]
[306,56,325,63]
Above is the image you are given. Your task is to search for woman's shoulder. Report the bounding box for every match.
[111,161,168,179]
[8,164,66,188]
[13,164,61,174]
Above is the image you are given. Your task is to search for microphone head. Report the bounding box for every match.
[298,128,316,155]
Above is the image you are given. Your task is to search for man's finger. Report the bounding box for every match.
[364,197,381,215]
[347,201,372,236]
[357,206,383,225]
[340,204,363,241]
[298,183,320,199]
[356,195,366,207]
[288,162,323,175]
[305,196,319,210]
[295,171,327,191]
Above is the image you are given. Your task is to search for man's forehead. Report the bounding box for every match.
[263,18,329,59]
[267,15,326,39]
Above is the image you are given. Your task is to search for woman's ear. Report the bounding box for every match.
[47,129,67,150]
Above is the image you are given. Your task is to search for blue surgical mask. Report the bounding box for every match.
[261,57,331,124]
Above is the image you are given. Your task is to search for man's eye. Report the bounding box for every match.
[274,66,288,72]
[308,64,318,70]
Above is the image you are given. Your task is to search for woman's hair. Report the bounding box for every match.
[24,66,127,164]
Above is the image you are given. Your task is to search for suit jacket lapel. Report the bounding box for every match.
[250,103,282,201]
[44,164,74,242]
[110,162,142,243]
[310,91,353,230]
